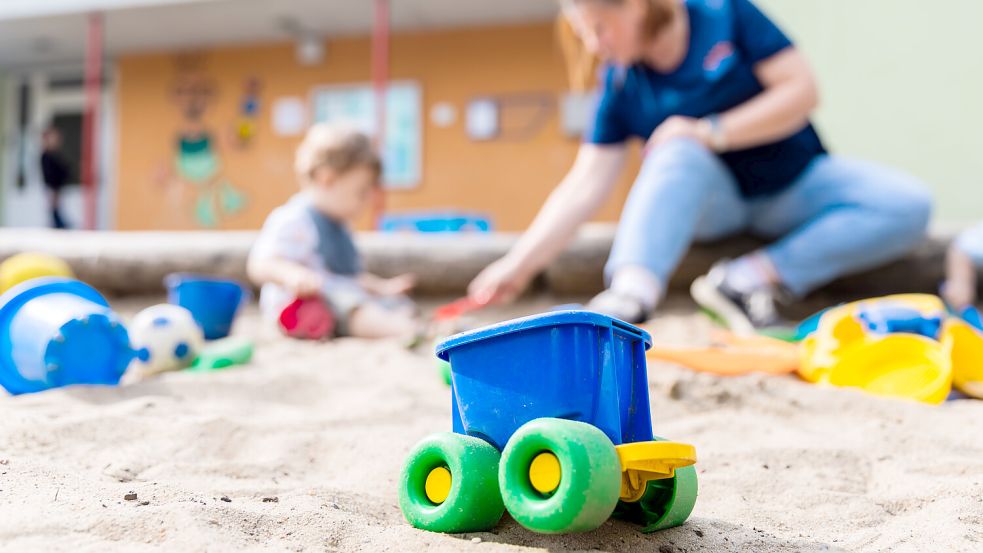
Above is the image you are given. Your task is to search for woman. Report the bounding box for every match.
[468,0,932,332]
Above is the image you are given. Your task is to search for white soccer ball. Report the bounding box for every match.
[130,304,205,375]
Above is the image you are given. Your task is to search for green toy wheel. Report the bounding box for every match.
[499,418,622,534]
[398,432,505,533]
[614,464,698,532]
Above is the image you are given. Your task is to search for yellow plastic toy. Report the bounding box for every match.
[0,253,74,294]
[615,441,696,503]
[825,334,952,405]
[943,319,983,399]
[799,294,952,405]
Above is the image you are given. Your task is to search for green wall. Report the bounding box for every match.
[0,72,5,225]
[758,0,983,226]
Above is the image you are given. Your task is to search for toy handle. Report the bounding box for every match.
[434,297,482,321]
[238,283,254,306]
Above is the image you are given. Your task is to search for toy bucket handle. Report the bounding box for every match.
[163,273,184,290]
[238,282,254,306]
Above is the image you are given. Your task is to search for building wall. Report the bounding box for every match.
[760,0,983,227]
[116,2,983,232]
[0,72,6,224]
[115,22,639,231]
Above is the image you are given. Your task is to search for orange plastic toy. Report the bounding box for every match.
[648,331,799,377]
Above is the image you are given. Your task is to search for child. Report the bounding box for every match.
[942,223,983,325]
[248,123,417,339]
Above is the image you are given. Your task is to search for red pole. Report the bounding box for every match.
[373,0,389,151]
[371,0,390,229]
[81,12,103,230]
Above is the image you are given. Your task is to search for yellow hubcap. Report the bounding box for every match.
[424,466,452,504]
[529,452,562,494]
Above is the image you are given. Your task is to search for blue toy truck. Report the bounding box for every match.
[398,311,698,534]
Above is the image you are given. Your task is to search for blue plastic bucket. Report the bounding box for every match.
[436,311,654,451]
[0,277,133,395]
[165,274,249,340]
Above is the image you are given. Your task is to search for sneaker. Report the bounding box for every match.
[587,289,652,324]
[690,263,789,336]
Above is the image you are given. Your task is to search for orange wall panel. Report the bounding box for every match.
[115,23,639,231]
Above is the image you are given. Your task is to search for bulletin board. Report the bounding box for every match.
[310,81,422,189]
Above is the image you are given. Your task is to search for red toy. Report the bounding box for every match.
[278,297,335,340]
[433,297,482,322]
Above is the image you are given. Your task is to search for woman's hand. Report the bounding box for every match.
[468,256,534,306]
[645,116,712,153]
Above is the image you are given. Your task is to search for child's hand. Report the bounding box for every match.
[285,268,325,298]
[942,279,975,311]
[377,274,417,297]
[944,247,978,310]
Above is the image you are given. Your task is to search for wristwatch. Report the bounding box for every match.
[701,114,728,153]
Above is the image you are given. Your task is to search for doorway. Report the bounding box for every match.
[1,69,115,229]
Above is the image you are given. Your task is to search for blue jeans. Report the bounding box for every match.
[606,139,933,296]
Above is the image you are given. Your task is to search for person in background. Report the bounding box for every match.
[468,0,932,333]
[40,127,71,229]
[247,123,418,340]
[942,226,983,325]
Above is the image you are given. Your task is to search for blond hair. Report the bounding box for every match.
[294,123,382,184]
[557,0,677,91]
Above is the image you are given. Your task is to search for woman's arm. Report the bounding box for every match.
[646,49,819,152]
[469,143,627,304]
[715,48,819,151]
[511,144,627,270]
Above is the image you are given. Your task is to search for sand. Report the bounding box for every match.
[0,295,981,552]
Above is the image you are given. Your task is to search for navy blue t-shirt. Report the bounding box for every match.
[586,0,826,198]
